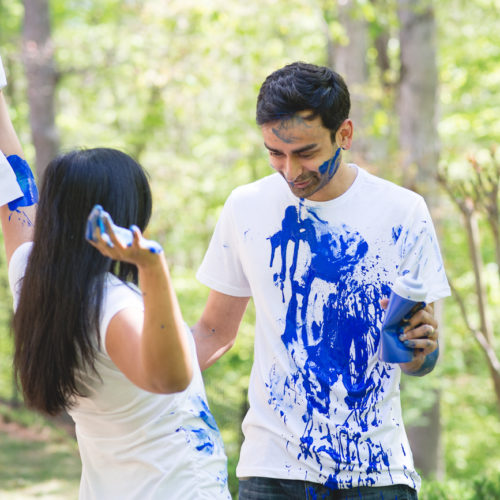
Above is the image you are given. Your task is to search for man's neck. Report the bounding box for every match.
[306,162,357,202]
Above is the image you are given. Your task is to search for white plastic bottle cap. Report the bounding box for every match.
[392,265,427,302]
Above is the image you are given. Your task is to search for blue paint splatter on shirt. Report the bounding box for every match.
[176,396,224,456]
[392,225,403,244]
[267,202,394,488]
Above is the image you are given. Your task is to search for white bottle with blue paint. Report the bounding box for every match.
[86,205,162,254]
[378,266,427,363]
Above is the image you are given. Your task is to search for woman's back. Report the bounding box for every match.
[9,242,230,499]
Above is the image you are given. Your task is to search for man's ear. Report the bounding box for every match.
[336,119,353,150]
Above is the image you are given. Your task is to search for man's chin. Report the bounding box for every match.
[289,185,317,199]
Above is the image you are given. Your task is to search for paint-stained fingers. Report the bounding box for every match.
[86,221,106,248]
[402,337,437,357]
[401,323,438,342]
[102,214,124,249]
[403,306,437,333]
[86,216,117,256]
[130,225,142,246]
[91,215,112,248]
[420,338,438,357]
[425,324,438,340]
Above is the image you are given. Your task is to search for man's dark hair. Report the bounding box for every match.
[256,62,351,139]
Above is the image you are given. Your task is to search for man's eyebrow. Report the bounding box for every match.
[264,143,319,154]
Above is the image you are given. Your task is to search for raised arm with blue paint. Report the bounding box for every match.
[193,62,451,499]
[0,56,37,260]
[0,54,230,499]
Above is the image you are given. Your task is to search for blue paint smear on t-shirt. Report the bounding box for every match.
[267,202,394,488]
[176,397,223,455]
[392,225,403,244]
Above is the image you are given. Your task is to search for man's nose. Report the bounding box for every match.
[283,156,302,182]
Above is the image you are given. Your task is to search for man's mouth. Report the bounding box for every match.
[291,177,313,189]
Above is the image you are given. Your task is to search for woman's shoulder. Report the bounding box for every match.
[8,241,33,308]
[97,274,144,350]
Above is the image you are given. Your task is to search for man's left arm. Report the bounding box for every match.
[398,302,440,376]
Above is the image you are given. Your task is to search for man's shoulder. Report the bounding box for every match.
[229,173,285,201]
[357,166,424,205]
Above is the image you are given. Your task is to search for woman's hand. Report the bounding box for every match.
[86,204,192,393]
[86,205,163,269]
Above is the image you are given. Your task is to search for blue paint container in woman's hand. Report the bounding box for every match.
[86,204,162,254]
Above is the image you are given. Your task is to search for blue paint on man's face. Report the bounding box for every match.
[267,203,393,487]
[318,146,342,180]
[284,146,343,201]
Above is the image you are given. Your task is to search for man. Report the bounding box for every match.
[193,62,450,499]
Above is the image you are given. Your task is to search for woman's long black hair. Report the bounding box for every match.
[13,148,152,415]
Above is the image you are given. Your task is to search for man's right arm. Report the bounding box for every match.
[192,289,250,371]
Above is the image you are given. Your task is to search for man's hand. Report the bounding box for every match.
[380,299,439,376]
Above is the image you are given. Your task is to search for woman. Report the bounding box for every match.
[0,56,230,499]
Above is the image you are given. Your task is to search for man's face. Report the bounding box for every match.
[261,112,342,202]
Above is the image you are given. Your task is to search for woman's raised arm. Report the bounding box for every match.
[0,54,37,262]
[87,207,193,393]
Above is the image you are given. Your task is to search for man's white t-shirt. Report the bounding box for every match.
[9,242,231,500]
[197,166,450,491]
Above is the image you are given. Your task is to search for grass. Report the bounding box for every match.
[0,405,80,499]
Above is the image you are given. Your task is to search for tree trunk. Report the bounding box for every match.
[22,0,59,179]
[22,0,72,435]
[398,0,439,198]
[335,0,369,160]
[397,0,444,479]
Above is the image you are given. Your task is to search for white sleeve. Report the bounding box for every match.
[0,55,7,89]
[196,193,251,297]
[399,197,451,303]
[8,242,33,310]
[0,151,23,206]
[99,277,144,355]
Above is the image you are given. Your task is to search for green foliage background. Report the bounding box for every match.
[0,0,499,498]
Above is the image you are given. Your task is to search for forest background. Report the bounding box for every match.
[0,0,499,499]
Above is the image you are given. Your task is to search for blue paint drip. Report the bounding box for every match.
[8,209,34,227]
[7,155,38,210]
[392,225,403,244]
[267,203,395,487]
